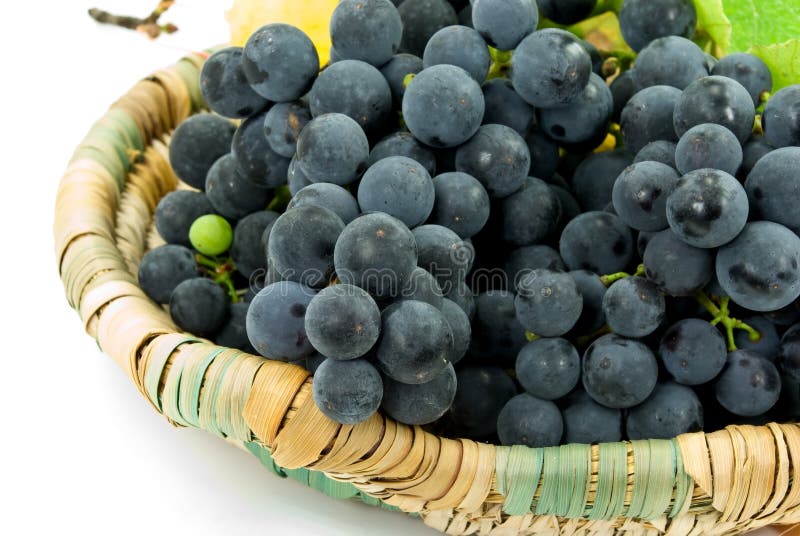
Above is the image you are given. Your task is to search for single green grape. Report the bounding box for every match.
[189,214,233,256]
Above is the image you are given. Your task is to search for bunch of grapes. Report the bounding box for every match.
[137,0,800,447]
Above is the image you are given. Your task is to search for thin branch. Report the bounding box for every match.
[88,1,178,40]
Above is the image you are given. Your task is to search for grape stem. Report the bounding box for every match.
[600,264,645,286]
[524,331,540,342]
[402,73,416,89]
[195,253,240,303]
[753,114,764,136]
[693,290,761,351]
[487,47,513,80]
[757,91,771,113]
[88,1,177,39]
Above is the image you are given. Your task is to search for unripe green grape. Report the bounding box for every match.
[189,214,233,256]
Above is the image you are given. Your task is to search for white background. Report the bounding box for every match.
[0,1,781,535]
[1,1,434,534]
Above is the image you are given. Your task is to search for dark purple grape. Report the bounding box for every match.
[603,276,665,338]
[169,278,229,338]
[643,229,713,296]
[715,350,781,417]
[169,113,236,190]
[559,211,635,274]
[515,269,583,337]
[626,382,703,440]
[516,338,580,400]
[561,390,623,444]
[659,318,727,385]
[381,363,457,425]
[497,394,563,447]
[447,366,517,438]
[312,357,383,424]
[304,284,381,360]
[375,300,453,384]
[138,245,198,305]
[334,213,418,299]
[612,161,679,232]
[267,205,344,288]
[583,334,659,409]
[200,47,270,118]
[246,281,316,361]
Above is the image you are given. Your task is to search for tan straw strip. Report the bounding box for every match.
[760,423,791,519]
[310,413,385,473]
[271,383,341,469]
[242,361,310,445]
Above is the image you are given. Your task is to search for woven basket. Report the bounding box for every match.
[54,52,800,536]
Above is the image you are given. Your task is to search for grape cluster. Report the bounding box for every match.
[138,0,800,447]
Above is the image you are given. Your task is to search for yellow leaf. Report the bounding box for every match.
[569,12,632,55]
[226,0,338,64]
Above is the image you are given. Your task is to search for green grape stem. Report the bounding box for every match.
[524,331,540,342]
[692,291,761,351]
[195,253,240,303]
[402,73,416,89]
[215,273,240,303]
[488,47,513,65]
[487,62,509,80]
[487,46,513,80]
[755,92,770,116]
[599,264,645,286]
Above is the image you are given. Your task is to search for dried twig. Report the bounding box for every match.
[88,1,178,39]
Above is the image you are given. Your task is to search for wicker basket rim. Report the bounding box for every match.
[53,52,800,536]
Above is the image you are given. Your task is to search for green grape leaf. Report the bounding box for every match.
[693,0,800,90]
[723,0,800,53]
[694,0,731,55]
[750,40,800,91]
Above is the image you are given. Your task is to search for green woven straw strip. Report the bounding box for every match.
[496,439,692,521]
[69,106,148,192]
[496,445,543,515]
[179,347,225,428]
[72,143,127,190]
[627,439,677,520]
[99,108,144,153]
[494,445,510,498]
[198,350,241,438]
[588,442,628,520]
[143,336,199,412]
[244,442,405,512]
[174,55,206,112]
[562,444,592,518]
[535,444,591,517]
[161,349,192,426]
[86,124,133,174]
